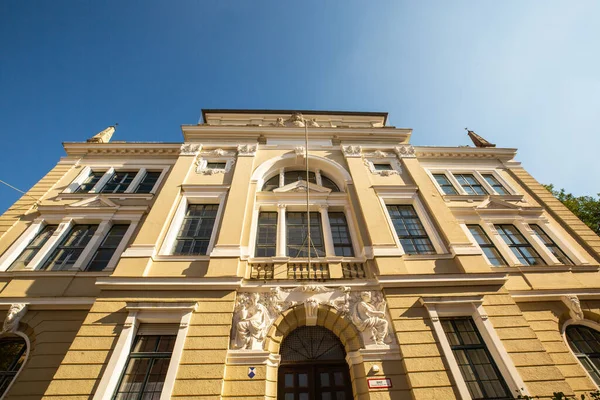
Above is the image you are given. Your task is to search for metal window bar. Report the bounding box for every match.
[529,224,573,265]
[566,325,600,385]
[41,224,99,271]
[288,263,330,280]
[433,174,458,195]
[494,224,545,266]
[134,171,161,194]
[441,317,512,400]
[250,263,274,280]
[9,225,58,271]
[467,225,507,267]
[100,171,137,194]
[454,173,488,195]
[342,262,366,278]
[112,334,176,400]
[386,205,435,255]
[85,224,130,271]
[173,204,218,256]
[482,174,510,195]
[75,171,104,193]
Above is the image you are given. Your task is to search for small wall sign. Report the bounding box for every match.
[367,378,392,389]
[248,367,256,378]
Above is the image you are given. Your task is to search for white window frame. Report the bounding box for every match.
[427,169,516,197]
[64,165,170,195]
[158,188,227,259]
[421,296,529,399]
[92,302,196,400]
[0,216,139,273]
[377,188,446,256]
[562,319,600,390]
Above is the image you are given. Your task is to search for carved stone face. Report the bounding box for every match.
[360,291,371,302]
[290,113,303,122]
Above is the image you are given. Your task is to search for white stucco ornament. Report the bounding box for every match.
[180,143,202,155]
[237,144,258,156]
[230,286,393,351]
[3,303,28,333]
[562,295,584,321]
[394,145,416,158]
[342,145,362,157]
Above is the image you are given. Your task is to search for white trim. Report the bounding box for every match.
[95,277,242,290]
[0,297,95,309]
[426,168,517,197]
[72,220,112,271]
[378,273,507,287]
[93,303,197,400]
[0,220,45,272]
[0,331,31,400]
[533,221,589,265]
[64,166,92,193]
[66,165,170,195]
[89,167,115,194]
[27,219,74,270]
[124,168,146,194]
[420,297,529,399]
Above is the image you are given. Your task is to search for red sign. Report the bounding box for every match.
[367,378,392,389]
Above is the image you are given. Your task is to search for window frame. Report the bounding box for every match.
[427,169,516,197]
[92,303,194,400]
[529,224,574,266]
[563,320,600,390]
[494,224,546,266]
[0,333,30,399]
[158,189,227,259]
[421,297,529,399]
[64,165,170,195]
[465,224,507,267]
[385,204,436,255]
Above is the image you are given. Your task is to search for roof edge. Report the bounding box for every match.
[201,109,388,125]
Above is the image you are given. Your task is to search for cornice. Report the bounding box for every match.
[510,289,600,302]
[63,142,182,157]
[377,273,508,288]
[414,146,518,161]
[95,277,243,290]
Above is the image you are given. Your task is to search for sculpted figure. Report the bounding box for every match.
[233,293,271,349]
[3,304,27,333]
[351,291,388,345]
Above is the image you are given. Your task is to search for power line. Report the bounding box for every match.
[0,179,40,205]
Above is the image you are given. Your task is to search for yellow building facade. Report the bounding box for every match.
[0,110,599,400]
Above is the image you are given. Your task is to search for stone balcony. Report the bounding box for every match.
[248,260,369,281]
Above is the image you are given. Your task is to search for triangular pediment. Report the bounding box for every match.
[273,180,332,194]
[69,195,118,208]
[477,198,520,210]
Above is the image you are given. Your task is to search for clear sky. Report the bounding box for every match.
[1,1,599,213]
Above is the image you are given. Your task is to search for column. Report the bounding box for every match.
[319,205,336,257]
[276,204,287,257]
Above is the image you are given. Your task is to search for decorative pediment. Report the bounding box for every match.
[273,180,332,194]
[69,195,118,209]
[476,198,520,210]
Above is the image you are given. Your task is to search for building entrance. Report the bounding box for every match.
[278,326,354,400]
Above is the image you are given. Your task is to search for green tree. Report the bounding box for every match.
[543,184,600,236]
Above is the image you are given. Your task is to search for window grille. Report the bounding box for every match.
[386,205,435,255]
[494,224,545,265]
[255,212,277,257]
[454,174,488,195]
[328,212,354,257]
[173,204,218,256]
[433,174,458,195]
[280,326,346,363]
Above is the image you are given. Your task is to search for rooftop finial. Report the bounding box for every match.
[466,128,496,148]
[87,123,117,143]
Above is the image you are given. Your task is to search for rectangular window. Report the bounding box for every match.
[386,205,435,255]
[482,174,510,195]
[441,318,511,400]
[467,225,506,266]
[433,174,458,195]
[173,204,218,256]
[41,224,99,271]
[9,225,58,271]
[329,212,354,257]
[100,171,137,194]
[530,224,573,265]
[112,333,176,400]
[85,224,130,271]
[495,224,545,265]
[75,171,104,193]
[454,174,488,195]
[255,212,277,257]
[206,162,227,169]
[373,163,393,171]
[134,171,161,194]
[286,212,325,258]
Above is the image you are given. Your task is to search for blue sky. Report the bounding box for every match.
[1,1,599,213]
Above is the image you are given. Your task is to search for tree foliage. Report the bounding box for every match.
[543,184,600,236]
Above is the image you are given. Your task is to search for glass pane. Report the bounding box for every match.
[298,373,308,387]
[321,393,332,400]
[320,372,330,387]
[333,372,344,386]
[335,392,346,400]
[284,373,294,388]
[285,394,294,400]
[299,393,309,400]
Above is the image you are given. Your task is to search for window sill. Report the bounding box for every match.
[1,270,114,277]
[443,194,523,202]
[152,255,210,262]
[404,253,453,260]
[248,257,367,263]
[492,264,599,273]
[58,193,155,200]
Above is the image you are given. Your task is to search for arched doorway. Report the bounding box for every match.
[278,326,354,400]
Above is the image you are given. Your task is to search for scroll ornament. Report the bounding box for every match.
[2,304,28,333]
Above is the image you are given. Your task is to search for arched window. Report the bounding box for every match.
[566,325,600,385]
[261,169,340,192]
[0,336,27,396]
[279,326,353,400]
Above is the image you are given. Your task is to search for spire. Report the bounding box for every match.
[87,123,117,143]
[466,128,495,148]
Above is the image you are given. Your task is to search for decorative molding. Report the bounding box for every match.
[448,243,482,256]
[378,273,508,287]
[342,145,362,158]
[230,286,395,351]
[180,143,202,155]
[561,295,584,321]
[2,304,27,333]
[237,144,258,157]
[394,145,416,158]
[194,149,236,175]
[95,277,243,290]
[363,157,401,176]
